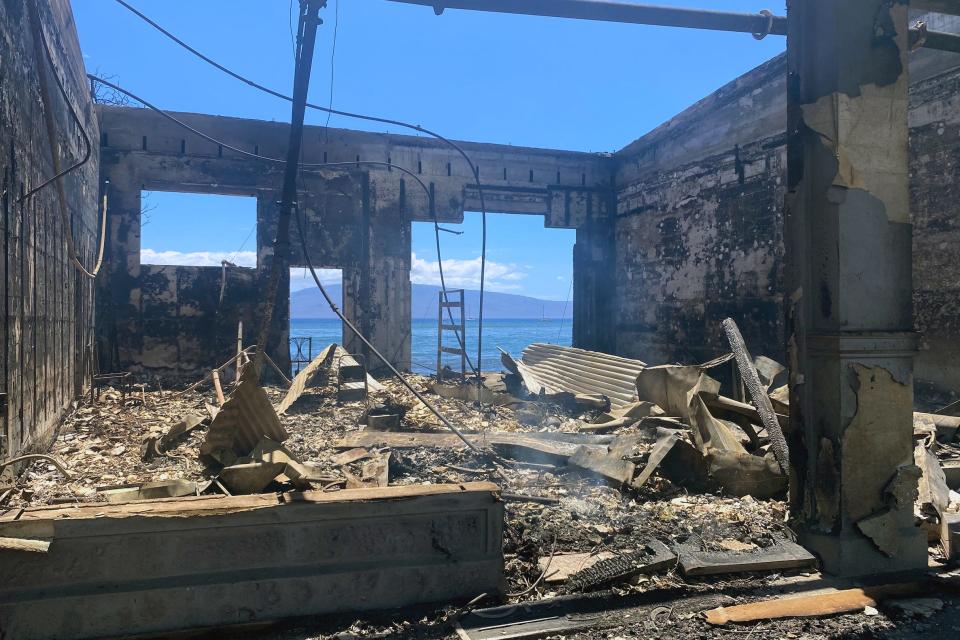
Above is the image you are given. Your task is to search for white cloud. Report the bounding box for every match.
[141,249,339,292]
[141,249,256,267]
[141,248,529,294]
[289,267,341,291]
[411,252,527,292]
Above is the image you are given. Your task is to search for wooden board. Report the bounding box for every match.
[679,540,816,576]
[704,583,922,625]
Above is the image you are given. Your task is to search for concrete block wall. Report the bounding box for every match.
[0,0,100,458]
[611,46,960,403]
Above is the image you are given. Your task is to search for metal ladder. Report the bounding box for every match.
[336,353,368,402]
[436,289,467,383]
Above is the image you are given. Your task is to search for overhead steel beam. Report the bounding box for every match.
[388,0,960,53]
[388,0,787,36]
[913,0,960,16]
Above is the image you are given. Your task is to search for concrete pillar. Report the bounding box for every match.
[343,173,412,373]
[573,221,615,353]
[785,0,926,575]
[255,194,292,379]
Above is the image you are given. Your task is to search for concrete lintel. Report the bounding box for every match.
[0,483,504,640]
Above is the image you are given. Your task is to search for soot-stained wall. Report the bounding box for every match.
[96,106,612,380]
[0,0,100,459]
[612,48,960,403]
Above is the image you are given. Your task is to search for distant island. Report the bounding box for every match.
[291,283,571,320]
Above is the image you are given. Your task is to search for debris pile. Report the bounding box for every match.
[3,327,959,638]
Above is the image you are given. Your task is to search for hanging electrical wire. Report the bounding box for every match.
[24,2,107,279]
[112,0,490,399]
[86,73,490,454]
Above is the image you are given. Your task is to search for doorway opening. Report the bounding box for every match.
[288,267,343,375]
[411,212,575,375]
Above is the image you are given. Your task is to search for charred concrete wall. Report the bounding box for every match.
[614,57,787,367]
[909,63,960,401]
[612,47,960,402]
[0,0,100,459]
[96,106,612,380]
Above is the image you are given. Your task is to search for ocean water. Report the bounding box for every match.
[289,318,572,375]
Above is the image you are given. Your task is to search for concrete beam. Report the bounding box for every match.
[97,106,612,224]
[0,483,504,640]
[785,0,926,575]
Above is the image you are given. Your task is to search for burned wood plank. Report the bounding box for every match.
[679,540,816,576]
[276,343,337,414]
[704,583,922,625]
[721,318,789,474]
[563,540,676,592]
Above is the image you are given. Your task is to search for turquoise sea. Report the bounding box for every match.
[289,318,572,375]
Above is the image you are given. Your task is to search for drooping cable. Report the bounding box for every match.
[323,0,339,136]
[293,204,485,454]
[86,73,487,452]
[23,2,107,279]
[111,0,490,399]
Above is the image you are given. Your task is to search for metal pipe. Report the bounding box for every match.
[387,0,786,37]
[912,1,960,17]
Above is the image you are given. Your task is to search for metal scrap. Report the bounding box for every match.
[199,366,288,467]
[506,343,646,409]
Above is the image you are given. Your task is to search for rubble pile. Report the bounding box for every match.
[3,332,959,639]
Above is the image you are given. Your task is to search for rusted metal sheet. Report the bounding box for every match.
[200,367,288,465]
[511,343,646,409]
[0,483,504,640]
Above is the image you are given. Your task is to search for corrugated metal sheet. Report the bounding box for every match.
[200,367,289,463]
[514,344,646,409]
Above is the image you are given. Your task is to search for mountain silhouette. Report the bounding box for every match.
[291,284,571,320]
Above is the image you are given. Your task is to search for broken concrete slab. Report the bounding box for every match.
[678,540,816,576]
[0,483,504,640]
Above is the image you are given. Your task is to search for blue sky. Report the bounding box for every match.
[75,0,785,300]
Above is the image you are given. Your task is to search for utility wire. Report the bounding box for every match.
[293,202,485,454]
[86,73,488,454]
[112,0,490,401]
[323,0,339,136]
[556,278,573,342]
[25,1,106,279]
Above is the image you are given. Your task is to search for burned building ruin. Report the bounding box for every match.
[4,1,960,638]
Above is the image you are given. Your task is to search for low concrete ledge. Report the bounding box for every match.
[0,483,504,640]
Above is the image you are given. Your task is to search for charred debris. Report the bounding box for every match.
[4,320,960,638]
